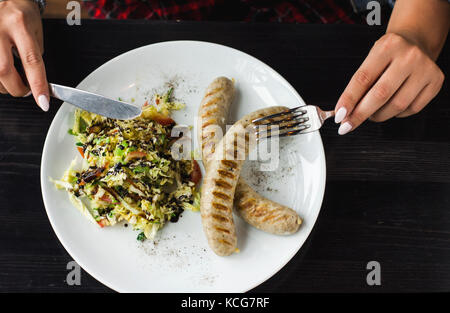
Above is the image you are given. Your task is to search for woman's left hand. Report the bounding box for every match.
[334,33,445,135]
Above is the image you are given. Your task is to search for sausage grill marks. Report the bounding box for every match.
[198,77,302,256]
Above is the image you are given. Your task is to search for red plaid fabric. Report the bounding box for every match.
[82,0,364,23]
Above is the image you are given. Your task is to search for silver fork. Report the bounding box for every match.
[252,105,335,140]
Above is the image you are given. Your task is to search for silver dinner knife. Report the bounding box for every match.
[49,83,142,120]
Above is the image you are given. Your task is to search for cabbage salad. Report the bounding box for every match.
[52,89,201,241]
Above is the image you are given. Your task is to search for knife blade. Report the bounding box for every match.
[49,83,142,120]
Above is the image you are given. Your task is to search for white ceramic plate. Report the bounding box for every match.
[40,41,326,293]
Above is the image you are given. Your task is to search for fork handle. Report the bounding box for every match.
[318,109,335,123]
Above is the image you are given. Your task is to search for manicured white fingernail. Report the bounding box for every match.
[38,94,49,112]
[23,91,32,97]
[335,107,347,123]
[338,122,352,135]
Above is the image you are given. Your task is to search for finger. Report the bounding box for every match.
[397,69,445,118]
[334,41,392,123]
[0,82,7,94]
[369,74,426,122]
[339,59,410,135]
[0,67,31,96]
[0,39,30,97]
[12,30,49,111]
[396,82,443,119]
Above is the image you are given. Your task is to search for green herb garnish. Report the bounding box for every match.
[133,166,148,174]
[163,87,174,102]
[114,146,125,157]
[137,232,146,242]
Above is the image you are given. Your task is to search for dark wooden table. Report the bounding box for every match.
[0,20,448,293]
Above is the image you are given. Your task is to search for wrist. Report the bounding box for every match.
[386,0,450,61]
[386,29,436,59]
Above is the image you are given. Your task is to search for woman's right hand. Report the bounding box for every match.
[0,0,49,111]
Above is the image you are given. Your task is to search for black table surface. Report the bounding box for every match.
[0,19,448,293]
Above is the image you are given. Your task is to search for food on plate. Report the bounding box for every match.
[200,106,290,256]
[198,76,235,168]
[52,89,201,241]
[198,78,301,244]
[234,181,301,235]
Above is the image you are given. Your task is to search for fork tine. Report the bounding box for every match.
[254,105,335,140]
[254,115,309,128]
[256,124,311,141]
[255,118,309,134]
[276,126,311,138]
[252,106,307,124]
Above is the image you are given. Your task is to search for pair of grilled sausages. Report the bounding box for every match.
[198,77,302,256]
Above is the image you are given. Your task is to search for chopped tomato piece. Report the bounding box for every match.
[99,194,113,204]
[147,111,175,126]
[97,218,108,228]
[190,160,202,185]
[77,147,84,158]
[124,150,147,163]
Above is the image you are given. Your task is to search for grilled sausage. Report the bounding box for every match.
[200,106,290,255]
[198,78,301,240]
[234,180,302,235]
[198,77,235,169]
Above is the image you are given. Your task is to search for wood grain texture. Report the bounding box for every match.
[0,20,448,292]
